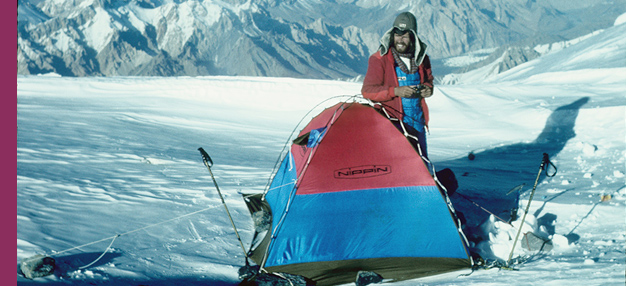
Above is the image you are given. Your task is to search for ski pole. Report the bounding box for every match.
[198,147,249,262]
[507,153,555,266]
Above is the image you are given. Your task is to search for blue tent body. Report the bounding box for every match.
[244,102,472,285]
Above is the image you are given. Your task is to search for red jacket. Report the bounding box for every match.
[361,51,434,127]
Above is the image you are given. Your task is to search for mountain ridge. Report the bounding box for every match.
[17,0,626,79]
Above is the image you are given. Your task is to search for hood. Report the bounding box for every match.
[379,12,428,66]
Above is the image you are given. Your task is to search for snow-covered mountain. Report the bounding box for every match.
[17,0,626,79]
[441,13,626,84]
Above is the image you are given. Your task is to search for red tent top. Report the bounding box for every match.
[291,102,435,195]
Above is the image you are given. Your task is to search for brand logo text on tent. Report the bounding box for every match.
[334,165,392,179]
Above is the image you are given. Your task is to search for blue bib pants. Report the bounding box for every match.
[396,66,428,158]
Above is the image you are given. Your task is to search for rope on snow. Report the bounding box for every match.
[21,204,221,279]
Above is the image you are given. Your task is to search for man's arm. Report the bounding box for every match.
[419,55,434,98]
[361,54,396,102]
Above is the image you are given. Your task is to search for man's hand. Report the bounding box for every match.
[395,86,419,98]
[395,85,433,98]
[420,86,433,98]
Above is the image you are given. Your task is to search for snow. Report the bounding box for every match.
[615,12,626,26]
[442,48,497,67]
[49,30,78,53]
[442,17,626,86]
[16,19,626,286]
[533,31,602,56]
[80,6,116,53]
[495,22,626,83]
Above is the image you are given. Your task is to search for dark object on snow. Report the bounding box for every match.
[355,271,383,286]
[522,232,553,252]
[436,168,458,196]
[467,152,475,161]
[238,265,315,286]
[20,255,55,279]
[509,207,519,222]
[242,272,315,286]
[239,264,261,281]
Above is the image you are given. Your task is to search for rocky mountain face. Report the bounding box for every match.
[17,0,626,79]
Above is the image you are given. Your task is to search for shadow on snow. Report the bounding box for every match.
[17,252,239,285]
[438,97,590,256]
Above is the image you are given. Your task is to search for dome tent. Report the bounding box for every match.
[242,100,472,285]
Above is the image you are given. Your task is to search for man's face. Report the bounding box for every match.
[393,31,412,53]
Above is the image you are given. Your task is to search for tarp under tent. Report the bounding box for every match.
[242,100,472,285]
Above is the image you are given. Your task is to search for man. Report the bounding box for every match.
[362,11,434,158]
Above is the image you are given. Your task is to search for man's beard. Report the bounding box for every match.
[394,41,413,54]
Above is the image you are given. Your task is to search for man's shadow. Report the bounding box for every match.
[436,97,589,249]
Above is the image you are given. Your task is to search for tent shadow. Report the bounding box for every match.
[436,97,589,250]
